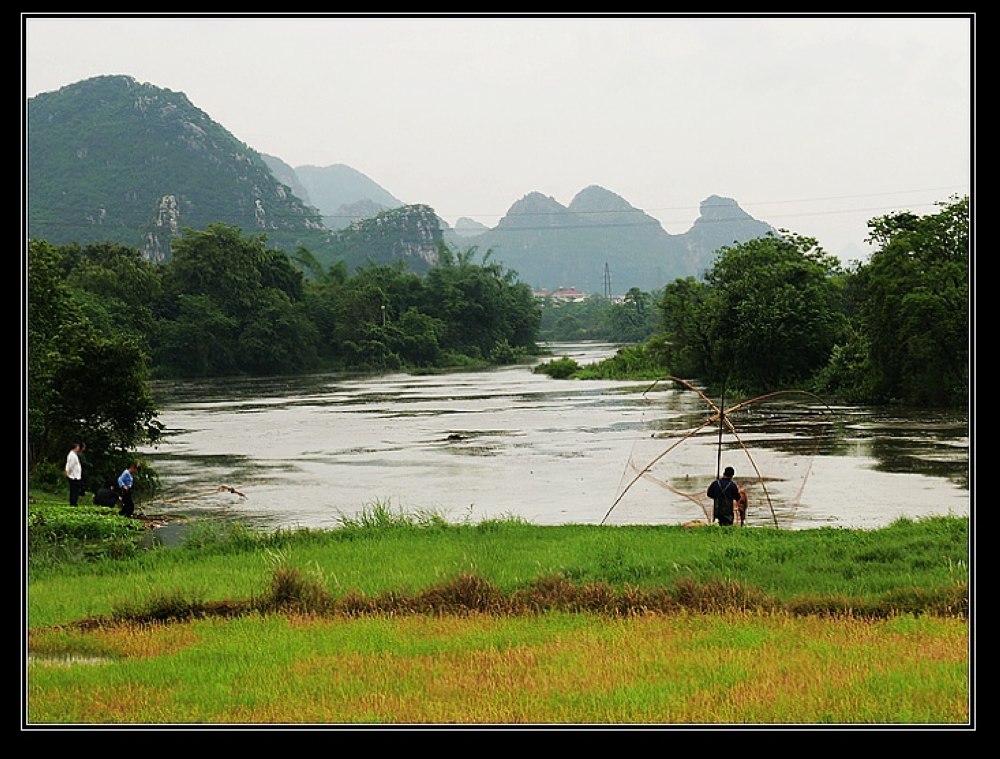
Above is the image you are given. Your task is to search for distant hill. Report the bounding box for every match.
[293,164,403,230]
[452,217,491,238]
[27,75,780,291]
[260,153,316,210]
[454,186,776,292]
[326,204,443,274]
[26,75,333,262]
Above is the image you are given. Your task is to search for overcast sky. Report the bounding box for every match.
[22,14,974,262]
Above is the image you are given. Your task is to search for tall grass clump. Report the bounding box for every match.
[334,500,456,532]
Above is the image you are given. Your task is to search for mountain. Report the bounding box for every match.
[260,153,316,209]
[27,75,779,291]
[26,75,333,262]
[293,164,403,230]
[676,195,776,274]
[326,204,443,274]
[454,186,776,292]
[452,217,491,237]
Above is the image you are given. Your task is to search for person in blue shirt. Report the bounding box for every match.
[117,461,140,517]
[707,466,741,526]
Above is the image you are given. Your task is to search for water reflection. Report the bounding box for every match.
[141,343,969,532]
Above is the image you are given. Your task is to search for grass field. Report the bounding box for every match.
[24,498,972,727]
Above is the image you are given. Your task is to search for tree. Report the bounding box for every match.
[163,224,273,315]
[852,196,968,406]
[658,233,847,393]
[27,240,161,485]
[391,308,445,367]
[657,276,718,380]
[237,289,320,375]
[154,294,239,377]
[708,233,847,391]
[422,245,539,361]
[607,287,659,343]
[58,241,163,342]
[155,224,318,376]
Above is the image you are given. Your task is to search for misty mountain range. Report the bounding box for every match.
[27,74,778,292]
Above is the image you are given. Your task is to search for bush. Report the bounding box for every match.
[574,343,666,380]
[533,356,580,379]
[27,500,147,568]
[28,462,65,495]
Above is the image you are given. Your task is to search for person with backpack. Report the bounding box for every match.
[707,466,741,526]
[93,480,121,509]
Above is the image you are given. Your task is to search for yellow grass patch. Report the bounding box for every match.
[27,612,969,725]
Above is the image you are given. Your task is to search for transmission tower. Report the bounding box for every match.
[603,262,612,300]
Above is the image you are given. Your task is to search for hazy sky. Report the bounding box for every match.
[22,14,974,262]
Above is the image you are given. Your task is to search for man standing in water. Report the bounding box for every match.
[707,466,741,526]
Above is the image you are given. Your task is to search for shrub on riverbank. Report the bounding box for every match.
[533,342,668,381]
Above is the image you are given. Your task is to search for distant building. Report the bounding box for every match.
[533,287,588,302]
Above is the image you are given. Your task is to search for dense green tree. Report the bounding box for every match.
[300,261,351,361]
[236,289,320,375]
[391,308,446,367]
[607,287,659,343]
[657,276,718,379]
[658,233,847,393]
[154,295,239,377]
[811,323,875,404]
[163,224,273,314]
[154,224,318,376]
[423,246,539,361]
[709,233,847,390]
[27,239,75,472]
[330,282,390,363]
[58,241,163,339]
[27,240,161,486]
[851,196,968,406]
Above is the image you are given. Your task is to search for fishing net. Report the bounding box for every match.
[603,377,835,528]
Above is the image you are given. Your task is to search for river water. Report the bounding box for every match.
[140,342,970,532]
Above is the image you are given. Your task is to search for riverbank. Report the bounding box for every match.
[27,501,969,626]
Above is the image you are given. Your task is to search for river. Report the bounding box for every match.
[140,342,970,532]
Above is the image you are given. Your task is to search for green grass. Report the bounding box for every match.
[27,500,969,628]
[24,498,971,726]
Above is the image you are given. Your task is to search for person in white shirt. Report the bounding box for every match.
[64,442,84,506]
